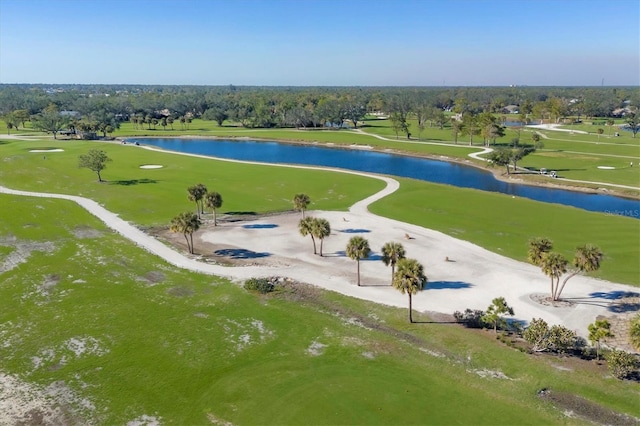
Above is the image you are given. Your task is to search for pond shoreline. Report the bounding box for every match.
[118,134,640,202]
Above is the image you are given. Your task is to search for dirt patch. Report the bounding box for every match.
[72,226,104,239]
[0,374,96,425]
[0,236,56,274]
[530,293,575,308]
[538,388,639,425]
[167,286,195,297]
[40,274,61,293]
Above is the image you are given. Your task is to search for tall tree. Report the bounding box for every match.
[392,258,427,323]
[298,217,317,254]
[540,252,568,301]
[555,244,603,301]
[78,149,111,182]
[625,112,639,138]
[312,218,331,257]
[381,242,406,285]
[170,211,201,254]
[204,191,223,226]
[527,237,553,266]
[293,193,311,218]
[32,104,68,139]
[346,236,370,286]
[606,119,615,137]
[187,184,207,218]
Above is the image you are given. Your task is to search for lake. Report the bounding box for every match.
[128,138,640,219]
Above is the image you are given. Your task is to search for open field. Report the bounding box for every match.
[0,138,638,285]
[1,193,639,424]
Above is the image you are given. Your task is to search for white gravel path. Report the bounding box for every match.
[1,170,637,339]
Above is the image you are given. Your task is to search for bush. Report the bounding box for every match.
[630,314,640,351]
[605,349,637,380]
[523,318,577,353]
[244,277,275,294]
[453,309,486,329]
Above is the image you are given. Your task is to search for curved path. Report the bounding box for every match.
[1,149,638,341]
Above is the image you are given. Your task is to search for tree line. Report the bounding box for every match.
[2,85,639,137]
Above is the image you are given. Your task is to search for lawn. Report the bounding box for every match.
[0,138,638,285]
[1,193,638,424]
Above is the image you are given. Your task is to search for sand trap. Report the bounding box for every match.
[29,149,64,153]
[139,165,164,169]
[597,166,616,170]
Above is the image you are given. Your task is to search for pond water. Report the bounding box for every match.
[129,138,639,219]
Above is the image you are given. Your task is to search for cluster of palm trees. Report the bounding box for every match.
[171,184,224,254]
[346,237,427,323]
[187,183,223,225]
[527,237,603,301]
[294,194,427,323]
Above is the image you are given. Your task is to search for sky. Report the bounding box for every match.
[0,0,638,86]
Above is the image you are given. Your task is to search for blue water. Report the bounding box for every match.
[129,138,640,219]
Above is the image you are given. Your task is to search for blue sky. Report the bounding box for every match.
[0,0,638,86]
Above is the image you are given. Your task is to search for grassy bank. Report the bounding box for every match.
[1,194,638,424]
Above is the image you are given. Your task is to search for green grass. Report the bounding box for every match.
[1,194,638,424]
[369,178,640,285]
[0,138,638,284]
[0,139,384,227]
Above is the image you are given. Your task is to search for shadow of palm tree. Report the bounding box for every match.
[214,248,271,259]
[242,224,278,229]
[426,281,473,290]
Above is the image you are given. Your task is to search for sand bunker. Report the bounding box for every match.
[597,166,615,170]
[29,149,64,153]
[139,165,164,169]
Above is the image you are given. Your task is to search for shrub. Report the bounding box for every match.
[523,318,577,353]
[630,314,640,351]
[453,309,486,329]
[605,350,637,380]
[244,277,274,294]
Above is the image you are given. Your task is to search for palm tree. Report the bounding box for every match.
[527,237,553,266]
[204,191,223,226]
[381,242,406,285]
[540,252,568,301]
[556,244,603,301]
[312,218,331,257]
[392,258,427,323]
[481,297,514,333]
[170,211,201,254]
[187,183,207,218]
[299,217,317,254]
[346,236,370,286]
[588,319,613,360]
[293,193,311,218]
[606,119,615,137]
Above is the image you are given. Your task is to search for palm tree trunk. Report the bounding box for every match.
[390,265,395,285]
[310,235,317,254]
[319,239,323,257]
[213,208,217,226]
[189,232,194,254]
[408,294,413,323]
[556,271,577,301]
[183,233,191,254]
[357,260,360,286]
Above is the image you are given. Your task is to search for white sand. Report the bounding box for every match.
[1,176,636,340]
[29,149,64,153]
[139,165,163,169]
[597,166,616,170]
